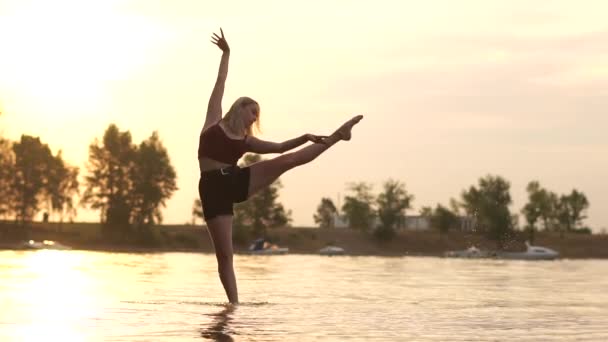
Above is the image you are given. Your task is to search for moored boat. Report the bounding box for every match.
[319,246,345,256]
[248,238,288,255]
[496,242,559,260]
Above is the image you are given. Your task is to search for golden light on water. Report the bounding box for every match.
[16,322,84,342]
[1,251,607,340]
[1,250,210,341]
[2,251,94,341]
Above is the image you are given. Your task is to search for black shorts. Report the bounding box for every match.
[198,166,251,221]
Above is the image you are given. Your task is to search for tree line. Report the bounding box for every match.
[312,175,590,247]
[191,160,591,248]
[0,135,79,225]
[0,124,177,243]
[2,119,591,248]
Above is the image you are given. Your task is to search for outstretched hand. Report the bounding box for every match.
[305,134,328,144]
[211,28,230,52]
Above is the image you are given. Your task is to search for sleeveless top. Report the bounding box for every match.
[198,122,248,165]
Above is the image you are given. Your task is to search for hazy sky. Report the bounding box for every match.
[1,0,606,231]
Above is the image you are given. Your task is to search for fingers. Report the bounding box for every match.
[211,36,221,45]
[306,134,328,144]
[310,135,328,143]
[211,30,228,49]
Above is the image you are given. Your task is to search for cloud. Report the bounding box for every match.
[316,29,608,148]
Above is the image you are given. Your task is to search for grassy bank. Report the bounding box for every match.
[1,221,607,258]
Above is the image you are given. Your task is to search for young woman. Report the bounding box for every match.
[199,29,363,303]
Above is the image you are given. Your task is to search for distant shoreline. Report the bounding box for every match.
[1,222,608,259]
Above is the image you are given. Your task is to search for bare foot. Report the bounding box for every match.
[335,115,363,141]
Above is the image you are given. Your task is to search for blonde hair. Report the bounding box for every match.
[223,96,260,136]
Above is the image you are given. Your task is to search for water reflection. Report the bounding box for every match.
[1,251,607,341]
[0,250,92,341]
[200,304,236,341]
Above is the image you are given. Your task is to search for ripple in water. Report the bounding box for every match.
[1,251,607,341]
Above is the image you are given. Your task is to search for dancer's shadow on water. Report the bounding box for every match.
[200,304,236,341]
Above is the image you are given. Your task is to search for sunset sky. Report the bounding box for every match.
[1,0,606,231]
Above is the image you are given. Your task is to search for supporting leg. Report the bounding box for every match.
[205,215,239,304]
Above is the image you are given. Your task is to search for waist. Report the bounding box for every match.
[201,165,240,177]
[198,146,244,166]
[199,156,234,172]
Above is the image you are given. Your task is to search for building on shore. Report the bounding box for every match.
[332,213,476,231]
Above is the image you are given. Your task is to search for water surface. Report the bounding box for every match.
[1,250,606,341]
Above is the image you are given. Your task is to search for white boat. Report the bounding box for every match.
[22,240,72,250]
[248,246,289,255]
[444,246,493,259]
[319,246,345,256]
[497,242,559,260]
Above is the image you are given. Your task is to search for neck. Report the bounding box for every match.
[221,120,245,137]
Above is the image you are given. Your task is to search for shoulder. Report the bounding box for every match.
[244,134,260,144]
[201,119,222,135]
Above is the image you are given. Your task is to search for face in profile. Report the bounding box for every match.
[242,102,259,127]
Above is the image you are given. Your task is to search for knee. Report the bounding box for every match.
[215,250,233,267]
[280,152,300,168]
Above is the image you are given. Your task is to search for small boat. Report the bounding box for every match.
[444,246,493,259]
[319,246,345,256]
[248,246,289,255]
[248,238,288,255]
[22,240,72,250]
[497,242,559,260]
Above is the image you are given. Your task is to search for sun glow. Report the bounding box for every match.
[0,0,169,117]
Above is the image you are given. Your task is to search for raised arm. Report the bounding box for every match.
[246,134,328,154]
[203,28,230,132]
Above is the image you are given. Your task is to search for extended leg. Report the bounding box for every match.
[247,115,363,197]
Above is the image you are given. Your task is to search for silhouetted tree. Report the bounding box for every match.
[419,206,433,218]
[6,135,78,226]
[314,197,337,228]
[192,198,203,225]
[0,136,14,220]
[522,181,559,241]
[375,179,413,240]
[11,135,54,224]
[83,125,177,243]
[431,204,459,239]
[460,175,514,249]
[82,124,137,239]
[342,182,375,231]
[130,132,177,228]
[555,190,589,238]
[46,151,80,223]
